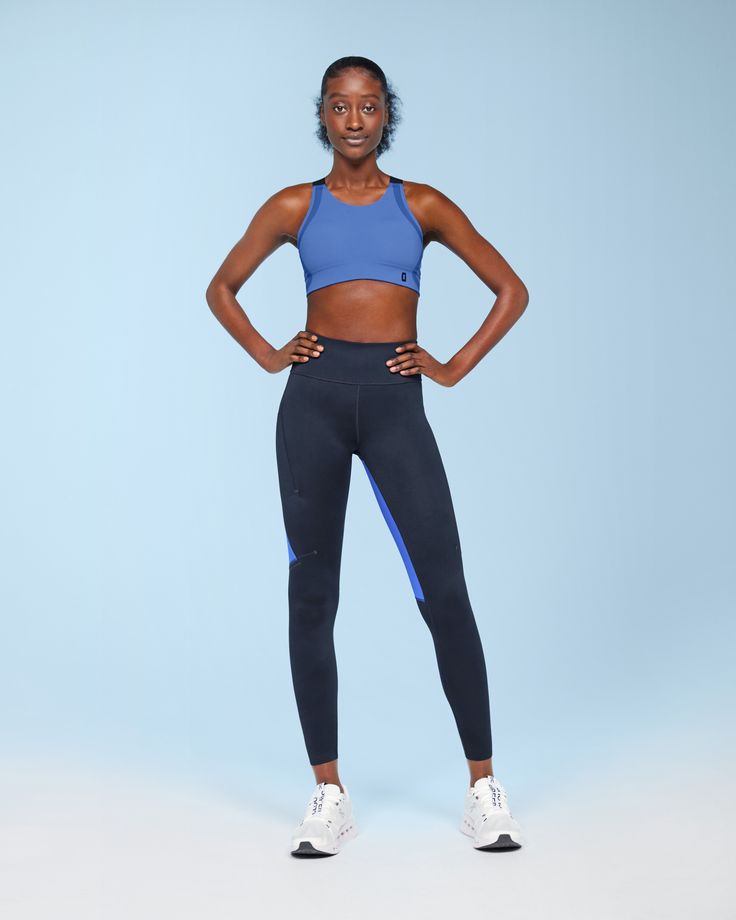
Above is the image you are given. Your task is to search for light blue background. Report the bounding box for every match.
[1,0,734,816]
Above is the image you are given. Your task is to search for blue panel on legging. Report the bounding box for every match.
[287,534,297,564]
[360,458,425,601]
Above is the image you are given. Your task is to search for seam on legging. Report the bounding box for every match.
[419,597,435,628]
[355,384,360,448]
[289,548,318,569]
[290,373,417,386]
[278,410,299,494]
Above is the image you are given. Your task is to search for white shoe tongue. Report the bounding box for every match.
[322,782,342,794]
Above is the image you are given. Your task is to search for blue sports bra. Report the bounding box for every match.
[296,176,424,296]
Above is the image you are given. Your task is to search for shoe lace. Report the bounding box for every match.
[306,783,343,823]
[474,777,511,816]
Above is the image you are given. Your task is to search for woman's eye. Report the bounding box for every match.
[332,104,376,113]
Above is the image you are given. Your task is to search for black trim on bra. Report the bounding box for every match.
[313,176,403,185]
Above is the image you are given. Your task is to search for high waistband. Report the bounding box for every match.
[289,333,422,385]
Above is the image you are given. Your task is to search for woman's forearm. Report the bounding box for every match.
[446,283,529,384]
[205,283,275,370]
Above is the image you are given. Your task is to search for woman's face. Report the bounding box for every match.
[320,69,388,159]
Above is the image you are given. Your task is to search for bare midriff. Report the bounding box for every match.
[304,280,419,342]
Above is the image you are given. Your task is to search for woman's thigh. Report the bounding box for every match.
[356,381,468,604]
[275,373,356,570]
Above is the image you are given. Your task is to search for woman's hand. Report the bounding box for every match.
[385,341,459,387]
[262,330,324,373]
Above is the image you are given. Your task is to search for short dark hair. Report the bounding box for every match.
[313,56,403,158]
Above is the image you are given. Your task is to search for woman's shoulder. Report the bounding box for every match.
[252,181,314,232]
[263,179,314,209]
[400,180,454,235]
[400,179,451,216]
[401,179,448,204]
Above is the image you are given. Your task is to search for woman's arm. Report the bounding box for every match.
[205,185,322,373]
[395,182,529,386]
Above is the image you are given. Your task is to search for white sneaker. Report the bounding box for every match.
[290,781,358,857]
[460,774,525,850]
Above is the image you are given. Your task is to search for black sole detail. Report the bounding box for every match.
[290,841,335,857]
[476,833,522,851]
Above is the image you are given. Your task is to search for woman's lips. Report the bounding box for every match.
[344,136,367,145]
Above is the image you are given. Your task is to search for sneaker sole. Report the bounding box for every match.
[290,821,358,857]
[460,817,524,850]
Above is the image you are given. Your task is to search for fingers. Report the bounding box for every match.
[386,341,423,374]
[286,333,422,372]
[290,330,324,363]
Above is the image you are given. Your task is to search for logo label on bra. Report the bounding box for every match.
[401,271,407,282]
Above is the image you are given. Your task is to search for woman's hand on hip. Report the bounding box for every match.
[262,330,324,373]
[385,341,458,387]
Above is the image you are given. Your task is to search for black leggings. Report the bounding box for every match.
[275,334,493,765]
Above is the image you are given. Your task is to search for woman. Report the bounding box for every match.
[206,56,529,857]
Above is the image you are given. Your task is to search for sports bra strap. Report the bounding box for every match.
[313,176,403,185]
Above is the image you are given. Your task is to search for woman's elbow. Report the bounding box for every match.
[516,281,530,313]
[205,280,227,311]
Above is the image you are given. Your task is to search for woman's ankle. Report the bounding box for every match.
[312,760,343,792]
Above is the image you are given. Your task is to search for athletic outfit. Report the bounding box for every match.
[276,176,494,767]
